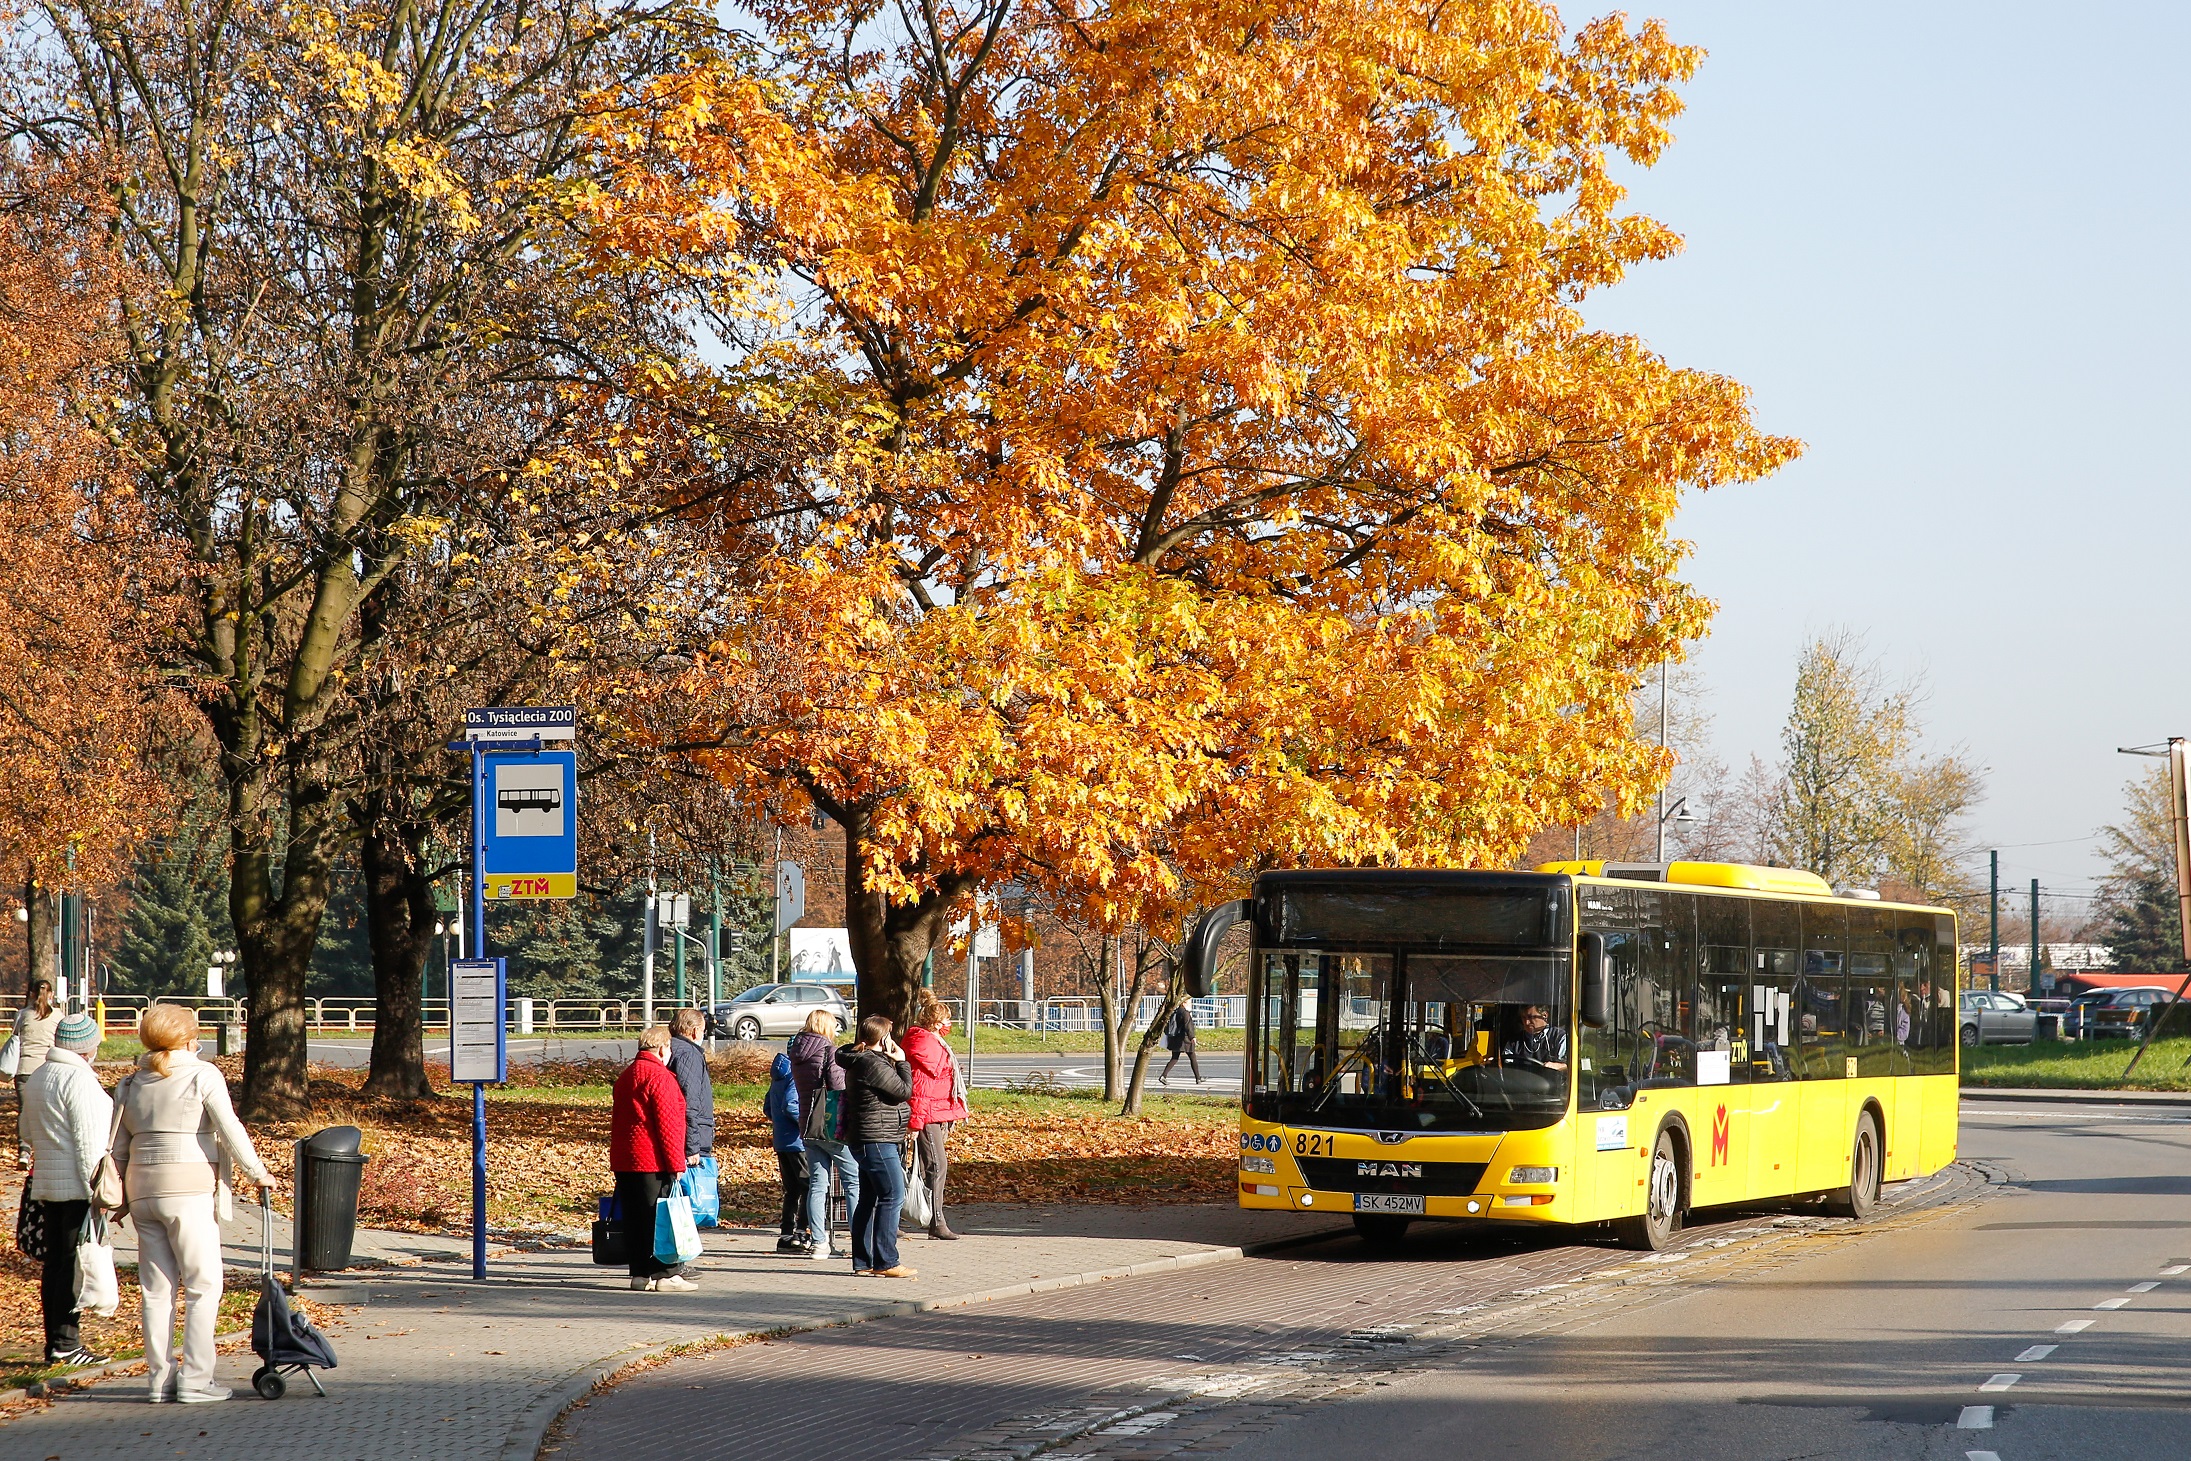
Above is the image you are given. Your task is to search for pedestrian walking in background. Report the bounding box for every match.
[11,979,62,1166]
[21,1012,112,1368]
[838,1014,915,1279]
[610,1026,693,1293]
[763,1050,810,1252]
[1160,1001,1202,1086]
[788,1008,857,1262]
[903,991,968,1241]
[113,1004,275,1403]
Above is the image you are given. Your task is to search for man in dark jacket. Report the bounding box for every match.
[667,1009,717,1160]
[838,1015,915,1279]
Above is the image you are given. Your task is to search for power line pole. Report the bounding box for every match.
[1656,660,1669,862]
[2029,878,2040,994]
[1988,850,2000,994]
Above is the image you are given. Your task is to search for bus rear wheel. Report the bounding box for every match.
[1827,1111,1882,1220]
[1353,1213,1412,1249]
[1614,1128,1684,1252]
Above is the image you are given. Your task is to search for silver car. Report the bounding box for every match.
[709,983,852,1041]
[1958,989,2037,1046]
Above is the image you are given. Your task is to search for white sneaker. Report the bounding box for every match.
[808,1243,838,1261]
[649,1274,698,1293]
[176,1385,231,1404]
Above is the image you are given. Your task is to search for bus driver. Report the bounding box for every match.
[1501,1005,1570,1071]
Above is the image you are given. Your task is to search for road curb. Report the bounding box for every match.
[1960,1086,2191,1107]
[494,1224,1351,1461]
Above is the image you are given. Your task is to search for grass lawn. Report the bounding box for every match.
[1962,1037,2191,1090]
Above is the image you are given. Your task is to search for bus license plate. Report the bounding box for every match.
[1354,1193,1424,1215]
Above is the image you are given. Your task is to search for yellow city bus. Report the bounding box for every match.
[1180,862,1959,1251]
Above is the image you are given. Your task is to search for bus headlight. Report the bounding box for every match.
[1241,1154,1277,1175]
[1507,1166,1558,1185]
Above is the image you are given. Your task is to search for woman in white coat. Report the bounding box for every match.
[112,1004,275,1403]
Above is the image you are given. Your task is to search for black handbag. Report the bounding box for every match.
[591,1193,623,1265]
[15,1177,47,1261]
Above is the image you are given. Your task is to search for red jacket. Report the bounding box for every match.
[611,1052,687,1174]
[903,1025,969,1131]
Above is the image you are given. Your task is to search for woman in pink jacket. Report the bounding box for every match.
[901,991,969,1240]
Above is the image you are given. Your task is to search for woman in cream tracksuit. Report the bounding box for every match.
[112,1004,275,1403]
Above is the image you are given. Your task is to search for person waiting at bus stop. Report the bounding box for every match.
[1500,1005,1569,1071]
[610,1027,694,1293]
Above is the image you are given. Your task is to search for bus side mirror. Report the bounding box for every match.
[1579,932,1611,1028]
[1182,899,1251,997]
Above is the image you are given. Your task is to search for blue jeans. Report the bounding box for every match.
[850,1141,906,1273]
[804,1142,858,1248]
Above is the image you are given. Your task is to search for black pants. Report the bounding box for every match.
[1162,1045,1201,1081]
[775,1149,810,1236]
[614,1171,676,1278]
[40,1198,88,1355]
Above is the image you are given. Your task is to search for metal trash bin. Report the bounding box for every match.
[295,1126,369,1272]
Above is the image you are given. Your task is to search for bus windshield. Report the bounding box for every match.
[1249,948,1573,1132]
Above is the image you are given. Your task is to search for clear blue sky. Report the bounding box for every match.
[1586,1,2190,906]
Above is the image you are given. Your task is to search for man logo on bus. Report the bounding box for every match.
[1357,1161,1422,1179]
[1710,1103,1730,1167]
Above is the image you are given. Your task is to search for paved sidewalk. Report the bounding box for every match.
[1,1202,1333,1460]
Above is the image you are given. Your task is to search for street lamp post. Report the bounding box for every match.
[1656,797,1697,863]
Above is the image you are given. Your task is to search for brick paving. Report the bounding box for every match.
[0,1202,1319,1460]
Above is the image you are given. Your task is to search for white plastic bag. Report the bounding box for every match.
[0,1033,20,1078]
[902,1141,933,1228]
[75,1209,119,1318]
[653,1193,703,1265]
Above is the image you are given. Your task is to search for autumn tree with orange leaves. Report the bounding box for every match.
[583,0,1801,1025]
[0,162,181,984]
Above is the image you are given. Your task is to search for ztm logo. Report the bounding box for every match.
[500,877,555,896]
[1710,1104,1730,1167]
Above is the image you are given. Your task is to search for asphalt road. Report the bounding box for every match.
[552,1096,2191,1461]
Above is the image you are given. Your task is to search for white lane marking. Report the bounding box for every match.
[1957,1405,1995,1429]
[2163,1264,2189,1276]
[2095,1298,2131,1310]
[2014,1344,2057,1362]
[2129,1281,2160,1293]
[1978,1374,2020,1393]
[1966,1452,2003,1461]
[2057,1319,2094,1334]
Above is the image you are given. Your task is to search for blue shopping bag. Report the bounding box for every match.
[653,1193,703,1264]
[677,1156,722,1228]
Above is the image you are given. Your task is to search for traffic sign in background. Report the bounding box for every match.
[481,749,578,898]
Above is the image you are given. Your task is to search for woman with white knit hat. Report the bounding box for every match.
[21,1010,113,1368]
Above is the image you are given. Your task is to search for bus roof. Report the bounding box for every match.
[1535,859,1951,914]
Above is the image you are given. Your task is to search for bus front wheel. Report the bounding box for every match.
[1353,1213,1412,1249]
[1614,1129,1684,1252]
[1827,1111,1882,1220]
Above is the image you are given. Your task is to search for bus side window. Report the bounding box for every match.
[1751,899,1800,1082]
[1579,895,1644,1110]
[1801,904,1848,1080]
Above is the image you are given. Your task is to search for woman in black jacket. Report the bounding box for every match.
[837,1015,915,1279]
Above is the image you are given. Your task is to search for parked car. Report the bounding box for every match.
[2074,985,2180,1039]
[709,982,853,1041]
[1958,989,2037,1046]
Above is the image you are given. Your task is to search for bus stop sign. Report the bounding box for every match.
[480,749,578,898]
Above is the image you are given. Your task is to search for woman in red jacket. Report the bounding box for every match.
[611,1027,693,1292]
[903,991,970,1240]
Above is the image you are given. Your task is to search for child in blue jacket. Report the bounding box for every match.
[763,1051,812,1253]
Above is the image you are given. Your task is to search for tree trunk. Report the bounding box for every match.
[839,808,966,1033]
[23,873,57,993]
[359,812,435,1100]
[234,784,338,1120]
[1096,936,1123,1102]
[1119,943,1181,1116]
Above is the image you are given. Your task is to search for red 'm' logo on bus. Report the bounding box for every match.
[1710,1104,1730,1167]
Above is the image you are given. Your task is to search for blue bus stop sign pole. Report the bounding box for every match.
[469,737,488,1282]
